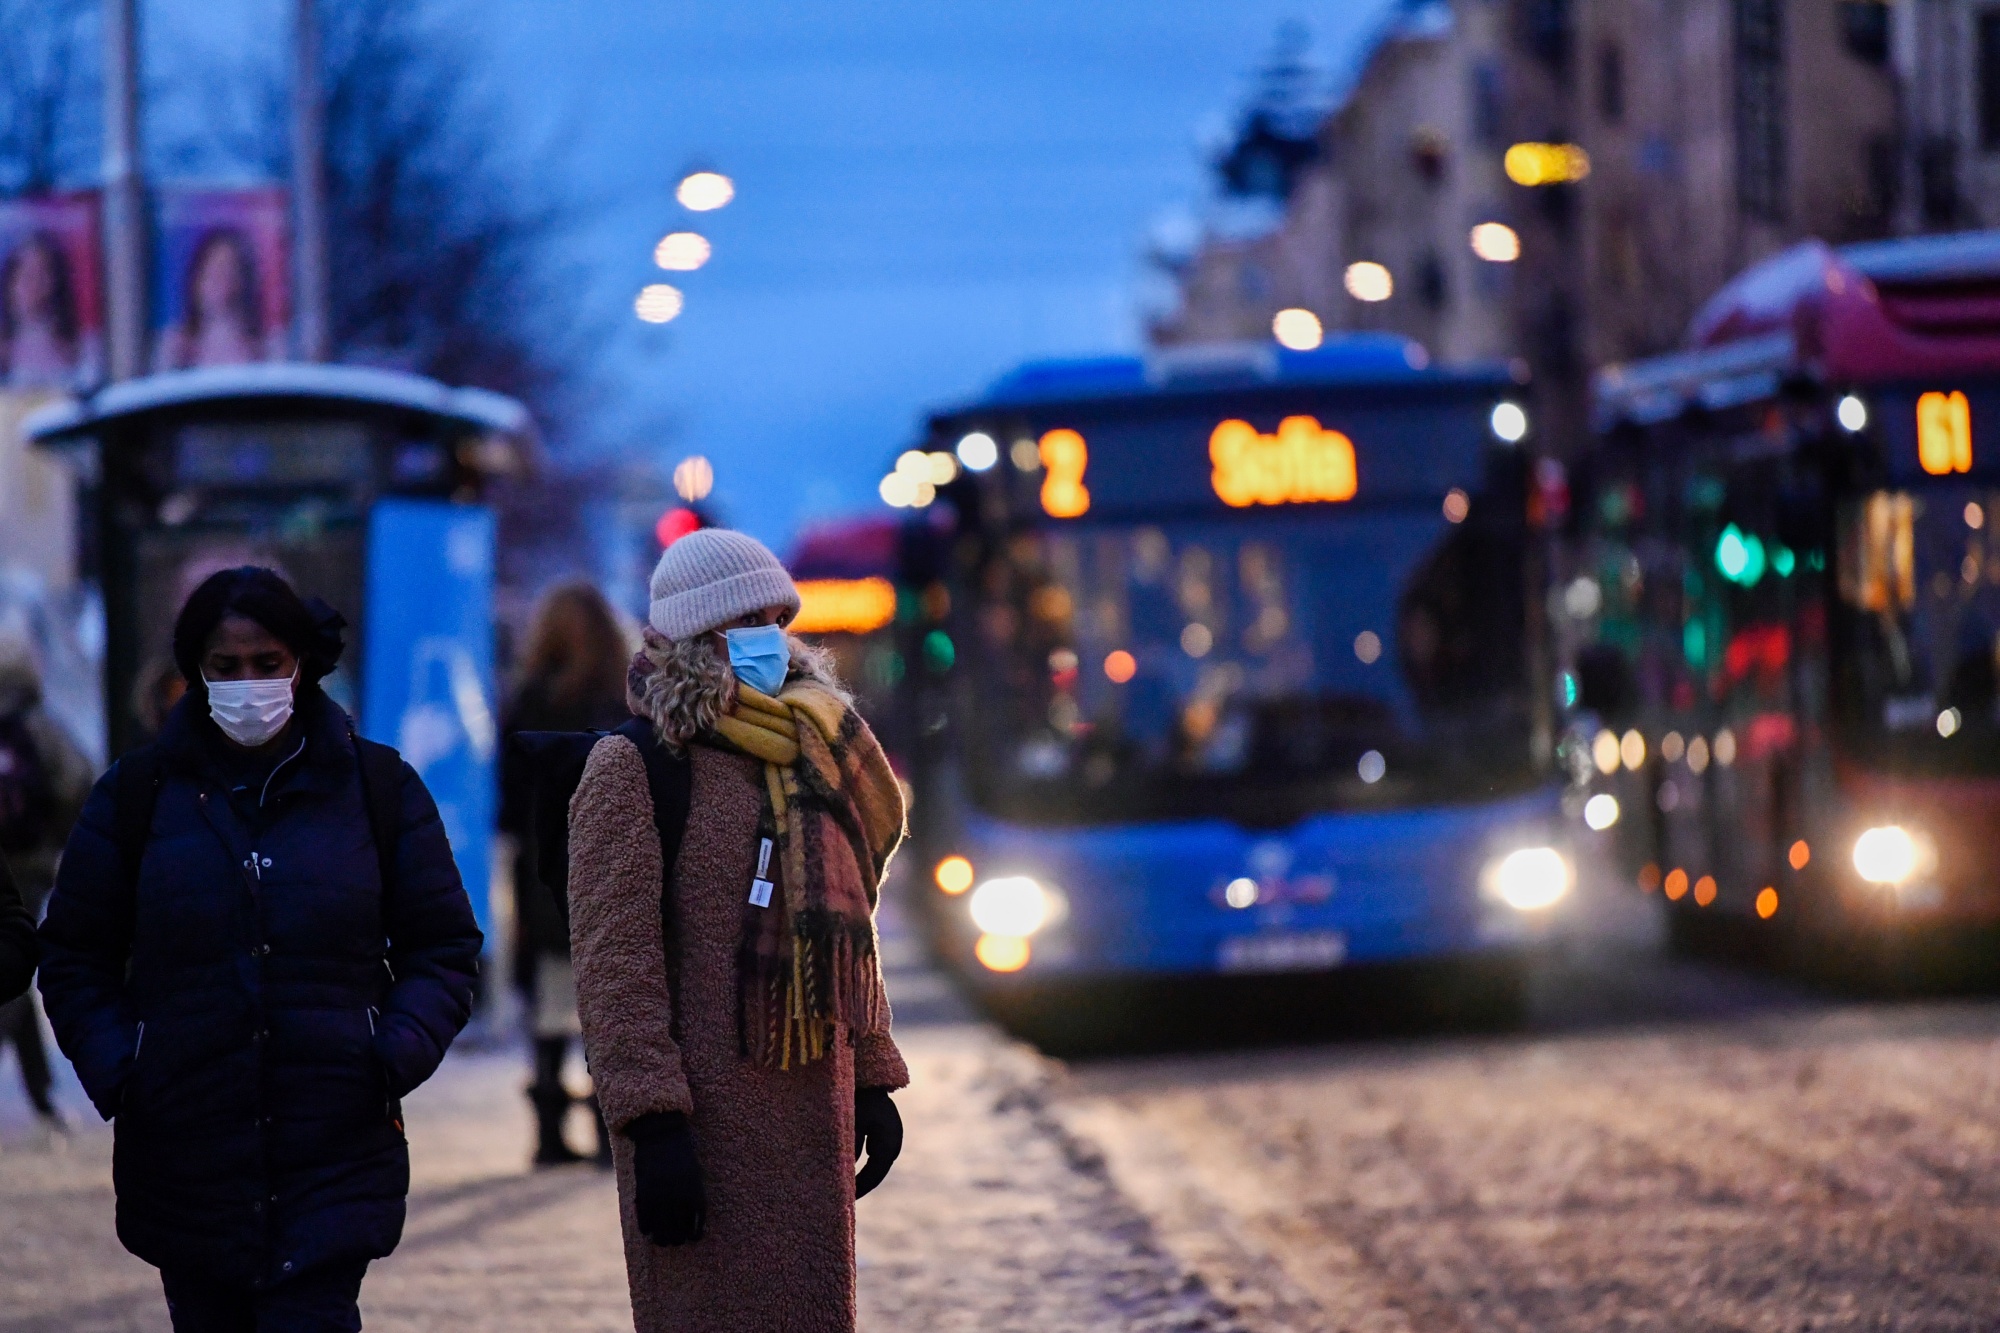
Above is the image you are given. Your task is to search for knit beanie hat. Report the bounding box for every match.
[647,528,801,640]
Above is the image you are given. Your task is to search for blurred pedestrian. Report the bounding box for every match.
[566,529,908,1333]
[37,567,483,1333]
[499,582,631,1167]
[0,632,92,1136]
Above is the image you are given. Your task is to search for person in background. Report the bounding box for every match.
[0,632,93,1137]
[37,567,483,1333]
[566,530,907,1333]
[499,582,632,1166]
[0,857,34,1005]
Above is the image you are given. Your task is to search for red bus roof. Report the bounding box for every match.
[1598,230,2000,428]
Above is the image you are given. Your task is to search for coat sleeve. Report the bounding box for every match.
[373,761,485,1099]
[0,855,35,1004]
[568,735,693,1131]
[35,769,139,1120]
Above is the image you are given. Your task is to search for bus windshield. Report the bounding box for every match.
[957,506,1538,826]
[1834,483,2000,775]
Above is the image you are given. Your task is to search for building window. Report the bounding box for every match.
[1598,42,1625,124]
[1734,0,1786,221]
[1981,11,2000,150]
[1471,62,1505,148]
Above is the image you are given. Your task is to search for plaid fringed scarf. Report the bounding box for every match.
[711,682,903,1069]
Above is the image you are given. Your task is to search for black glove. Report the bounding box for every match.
[854,1086,903,1199]
[626,1111,705,1245]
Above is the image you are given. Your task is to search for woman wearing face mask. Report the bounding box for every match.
[36,566,483,1332]
[566,528,907,1333]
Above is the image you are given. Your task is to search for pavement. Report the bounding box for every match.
[4,876,2000,1331]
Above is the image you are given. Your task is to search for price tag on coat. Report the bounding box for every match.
[750,838,775,907]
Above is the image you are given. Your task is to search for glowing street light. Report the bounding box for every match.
[1469,222,1521,262]
[1504,142,1591,186]
[673,455,714,501]
[635,283,684,323]
[655,231,711,271]
[1344,261,1393,303]
[1272,307,1324,350]
[677,171,735,211]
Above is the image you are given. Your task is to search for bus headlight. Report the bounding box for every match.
[1853,825,1924,885]
[969,876,1059,937]
[1487,847,1573,911]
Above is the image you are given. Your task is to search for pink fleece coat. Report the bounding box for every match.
[568,734,909,1333]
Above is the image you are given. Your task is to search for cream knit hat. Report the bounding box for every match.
[647,528,801,640]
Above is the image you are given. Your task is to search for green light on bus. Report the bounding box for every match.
[1715,524,1766,586]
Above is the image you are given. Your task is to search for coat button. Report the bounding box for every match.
[261,857,273,869]
[281,1262,294,1273]
[252,1201,264,1213]
[254,944,271,957]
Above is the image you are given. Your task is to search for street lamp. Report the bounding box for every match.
[676,171,735,211]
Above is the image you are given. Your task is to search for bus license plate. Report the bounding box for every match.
[1218,931,1347,974]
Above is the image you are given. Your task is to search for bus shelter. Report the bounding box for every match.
[26,362,534,944]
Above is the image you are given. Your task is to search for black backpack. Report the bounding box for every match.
[0,711,54,855]
[505,717,691,925]
[110,729,406,894]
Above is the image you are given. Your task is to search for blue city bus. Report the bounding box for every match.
[892,337,1574,1012]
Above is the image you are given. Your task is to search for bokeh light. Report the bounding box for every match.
[676,171,735,211]
[1272,307,1324,350]
[673,455,714,501]
[1504,142,1591,186]
[935,856,975,895]
[1469,222,1521,262]
[974,933,1030,972]
[956,431,999,471]
[1443,488,1470,523]
[1104,650,1137,683]
[1344,261,1393,302]
[635,283,684,323]
[654,231,711,271]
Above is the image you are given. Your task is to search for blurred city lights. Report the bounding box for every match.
[1272,307,1324,350]
[956,431,999,471]
[1584,793,1620,830]
[1491,847,1571,910]
[1010,438,1042,471]
[1490,401,1529,442]
[635,283,684,323]
[1592,729,1620,775]
[1967,501,1986,529]
[1713,728,1737,766]
[1687,735,1711,772]
[1663,868,1689,900]
[1469,222,1521,262]
[1181,623,1214,658]
[1358,749,1387,783]
[1443,488,1470,523]
[1620,729,1645,771]
[1938,707,1962,737]
[792,578,897,635]
[1693,875,1717,906]
[1755,887,1779,919]
[1788,839,1810,870]
[1662,731,1685,762]
[970,876,1055,937]
[1836,394,1868,433]
[1715,524,1766,586]
[974,933,1030,972]
[1103,649,1137,683]
[1504,142,1591,186]
[934,856,975,895]
[672,454,714,501]
[654,231,712,271]
[655,507,701,547]
[1917,390,1974,475]
[1853,825,1920,884]
[925,451,960,484]
[1344,261,1393,302]
[676,170,735,211]
[1354,630,1382,663]
[1224,877,1259,909]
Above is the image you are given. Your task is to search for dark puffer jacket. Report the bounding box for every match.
[37,691,482,1286]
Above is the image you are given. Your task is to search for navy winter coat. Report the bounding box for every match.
[0,855,34,1003]
[37,691,483,1286]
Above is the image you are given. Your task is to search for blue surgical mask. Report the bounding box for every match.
[724,624,790,697]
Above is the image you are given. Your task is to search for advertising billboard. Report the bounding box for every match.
[0,192,104,392]
[152,186,291,371]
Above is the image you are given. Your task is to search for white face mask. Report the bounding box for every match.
[204,670,298,747]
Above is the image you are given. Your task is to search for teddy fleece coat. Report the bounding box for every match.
[568,733,909,1333]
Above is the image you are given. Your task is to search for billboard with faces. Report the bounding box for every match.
[0,192,104,392]
[152,187,291,371]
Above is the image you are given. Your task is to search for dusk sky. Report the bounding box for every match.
[175,1,1399,550]
[469,1,1403,551]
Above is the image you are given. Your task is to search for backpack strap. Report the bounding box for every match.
[614,718,693,897]
[351,734,406,896]
[110,745,164,891]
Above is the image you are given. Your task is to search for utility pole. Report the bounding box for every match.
[101,0,146,382]
[292,0,331,362]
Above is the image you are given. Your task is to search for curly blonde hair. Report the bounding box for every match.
[628,628,851,751]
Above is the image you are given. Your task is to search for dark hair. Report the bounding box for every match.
[171,567,346,698]
[0,230,79,345]
[180,228,262,341]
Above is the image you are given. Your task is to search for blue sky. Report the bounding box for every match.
[169,1,1398,551]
